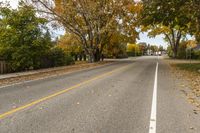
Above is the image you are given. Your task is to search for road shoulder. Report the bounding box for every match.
[157,59,200,132]
[164,58,200,114]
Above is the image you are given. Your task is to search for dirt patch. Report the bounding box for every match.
[0,61,112,87]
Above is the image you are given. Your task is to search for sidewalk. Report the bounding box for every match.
[0,62,86,80]
[0,61,111,85]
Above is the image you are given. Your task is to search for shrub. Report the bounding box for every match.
[47,47,74,67]
[193,51,200,59]
[127,52,141,57]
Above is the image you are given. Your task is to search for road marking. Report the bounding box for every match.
[0,64,129,120]
[149,62,159,133]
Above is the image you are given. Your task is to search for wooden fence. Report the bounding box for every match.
[0,61,8,74]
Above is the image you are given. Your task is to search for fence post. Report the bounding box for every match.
[0,61,8,74]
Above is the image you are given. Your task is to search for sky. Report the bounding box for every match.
[1,0,19,8]
[2,0,168,48]
[137,32,167,48]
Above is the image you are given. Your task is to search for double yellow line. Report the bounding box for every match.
[0,64,129,120]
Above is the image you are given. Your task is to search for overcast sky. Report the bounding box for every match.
[2,0,168,48]
[1,0,19,8]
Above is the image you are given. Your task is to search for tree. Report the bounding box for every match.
[183,1,200,43]
[57,33,83,57]
[167,39,197,59]
[0,3,52,71]
[127,43,141,56]
[158,45,164,52]
[138,42,148,55]
[103,32,128,58]
[146,25,186,57]
[150,45,158,53]
[28,0,139,62]
[140,0,190,58]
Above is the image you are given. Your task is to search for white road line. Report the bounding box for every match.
[149,62,159,133]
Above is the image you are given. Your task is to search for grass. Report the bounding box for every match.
[175,63,200,73]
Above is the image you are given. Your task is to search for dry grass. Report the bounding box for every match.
[165,59,200,111]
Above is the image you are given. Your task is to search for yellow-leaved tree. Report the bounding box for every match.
[28,0,139,62]
[57,33,84,61]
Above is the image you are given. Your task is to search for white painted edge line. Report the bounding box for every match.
[149,62,159,133]
[0,62,117,89]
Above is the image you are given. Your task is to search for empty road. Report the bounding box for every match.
[0,56,199,133]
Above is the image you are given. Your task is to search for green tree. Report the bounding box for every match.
[0,3,52,71]
[150,45,158,53]
[158,45,164,52]
[183,1,200,43]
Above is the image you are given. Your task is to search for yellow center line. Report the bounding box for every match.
[0,64,129,120]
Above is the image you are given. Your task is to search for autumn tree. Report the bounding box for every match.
[140,0,191,58]
[103,32,128,58]
[57,33,83,60]
[144,25,186,58]
[127,43,141,56]
[27,0,138,62]
[138,43,148,55]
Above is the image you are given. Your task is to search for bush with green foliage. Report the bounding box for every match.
[0,3,74,72]
[193,51,200,59]
[47,47,74,67]
[0,4,51,71]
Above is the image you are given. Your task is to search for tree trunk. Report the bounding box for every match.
[79,54,82,61]
[88,53,94,63]
[173,46,178,58]
[83,54,87,61]
[165,29,182,59]
[74,55,78,61]
[94,48,101,62]
[101,54,104,61]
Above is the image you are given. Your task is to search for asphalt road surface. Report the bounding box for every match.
[0,56,199,133]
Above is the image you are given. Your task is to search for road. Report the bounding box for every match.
[0,56,199,133]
